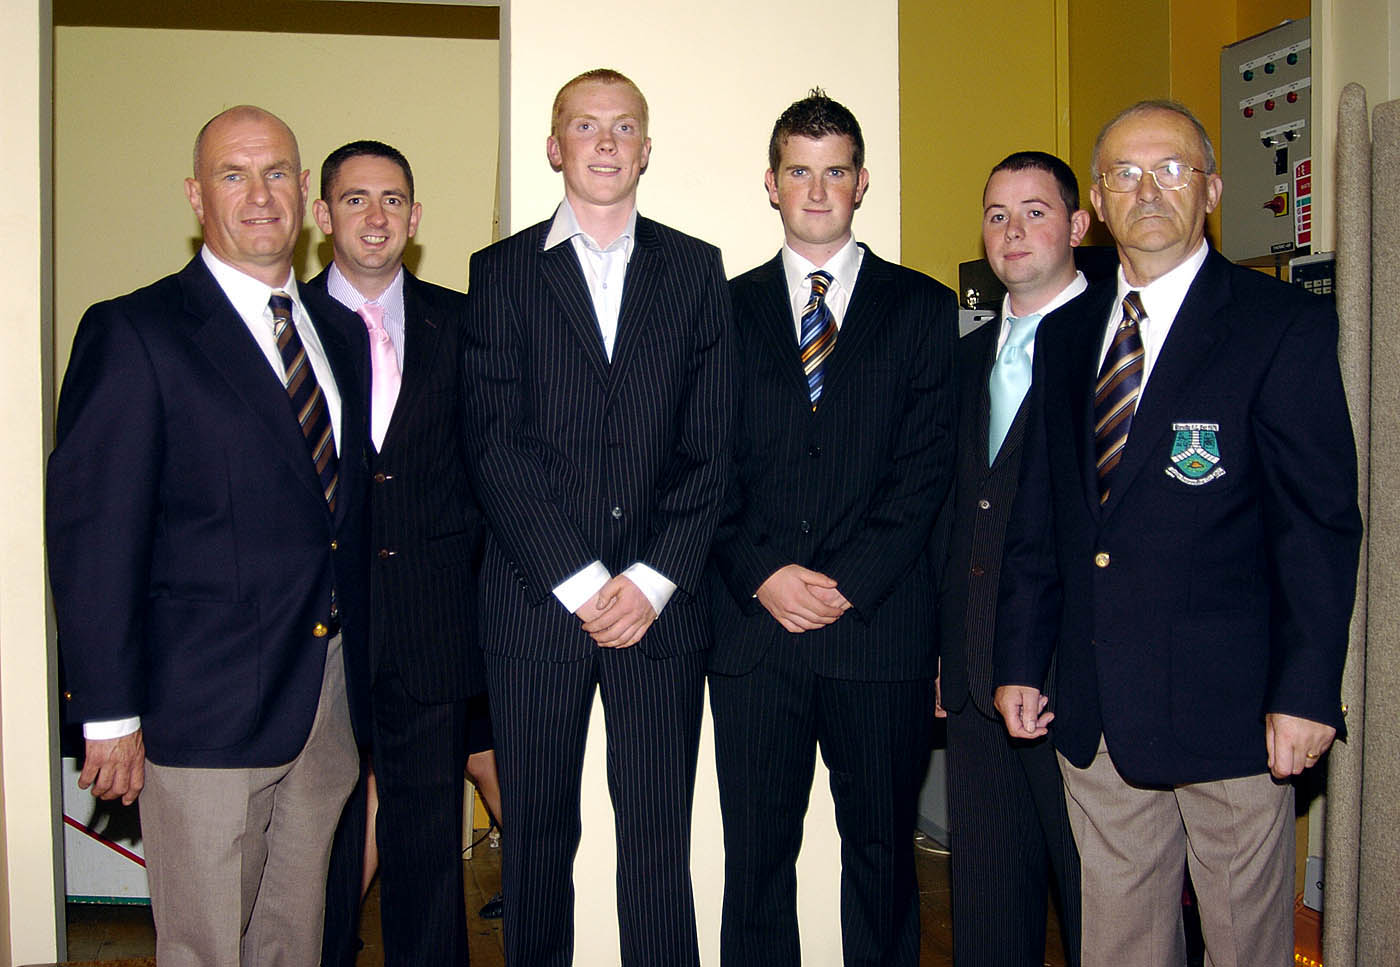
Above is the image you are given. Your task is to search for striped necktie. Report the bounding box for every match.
[270,292,339,513]
[800,270,836,409]
[1094,291,1146,504]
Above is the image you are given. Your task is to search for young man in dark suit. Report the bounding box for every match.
[708,90,957,966]
[309,140,498,967]
[938,150,1088,966]
[48,105,371,966]
[995,101,1362,967]
[461,69,733,966]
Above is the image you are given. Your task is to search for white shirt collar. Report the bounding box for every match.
[200,246,299,323]
[781,235,863,301]
[544,197,638,258]
[1114,238,1209,325]
[999,270,1088,323]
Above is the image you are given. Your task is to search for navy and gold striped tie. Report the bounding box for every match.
[800,270,836,409]
[270,292,339,513]
[1093,291,1146,504]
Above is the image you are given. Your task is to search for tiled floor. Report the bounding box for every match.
[63,833,1070,966]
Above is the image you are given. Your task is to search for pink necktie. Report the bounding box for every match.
[359,302,401,450]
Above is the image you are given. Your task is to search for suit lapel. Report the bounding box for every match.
[748,254,812,402]
[538,227,611,383]
[1066,284,1118,515]
[608,218,664,390]
[386,272,443,450]
[178,259,330,513]
[1100,253,1230,517]
[819,246,889,406]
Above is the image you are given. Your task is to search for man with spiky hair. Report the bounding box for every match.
[708,89,957,966]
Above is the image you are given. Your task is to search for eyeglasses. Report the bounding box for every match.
[1098,161,1208,193]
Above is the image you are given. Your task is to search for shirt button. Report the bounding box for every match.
[978,499,991,510]
[1094,552,1111,568]
[611,506,624,520]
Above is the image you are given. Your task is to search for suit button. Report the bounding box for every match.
[63,690,73,702]
[808,445,822,458]
[800,520,812,534]
[611,506,623,519]
[374,472,386,483]
[378,548,396,559]
[312,622,330,638]
[1094,552,1110,568]
[970,566,985,577]
[330,540,339,551]
[978,499,991,510]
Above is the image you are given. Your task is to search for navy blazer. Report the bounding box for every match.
[462,216,734,662]
[709,247,958,682]
[995,250,1361,785]
[308,268,485,703]
[48,256,372,767]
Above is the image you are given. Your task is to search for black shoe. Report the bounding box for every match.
[479,891,503,919]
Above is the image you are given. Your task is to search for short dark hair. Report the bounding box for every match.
[985,150,1080,212]
[320,140,415,203]
[768,88,864,173]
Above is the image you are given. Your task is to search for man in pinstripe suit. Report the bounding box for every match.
[708,90,957,966]
[462,69,734,966]
[937,151,1087,966]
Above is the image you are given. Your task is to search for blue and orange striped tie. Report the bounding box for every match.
[800,271,836,409]
[1093,291,1146,504]
[270,292,339,513]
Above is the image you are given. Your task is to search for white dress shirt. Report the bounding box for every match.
[543,199,676,618]
[85,249,345,740]
[780,236,865,338]
[1097,240,1210,400]
[995,271,1088,364]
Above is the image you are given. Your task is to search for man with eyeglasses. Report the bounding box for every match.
[993,100,1360,966]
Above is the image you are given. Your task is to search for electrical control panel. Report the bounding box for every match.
[1219,18,1313,263]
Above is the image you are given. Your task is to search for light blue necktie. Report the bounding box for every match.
[987,313,1042,464]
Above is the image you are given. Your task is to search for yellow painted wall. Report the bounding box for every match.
[54,25,499,376]
[899,0,1066,288]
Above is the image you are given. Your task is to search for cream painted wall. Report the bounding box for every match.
[1,0,63,962]
[54,26,499,374]
[502,1,901,962]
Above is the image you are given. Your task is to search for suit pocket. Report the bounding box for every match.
[142,595,260,751]
[1169,613,1267,758]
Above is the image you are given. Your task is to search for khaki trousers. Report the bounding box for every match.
[1059,737,1294,967]
[140,634,359,967]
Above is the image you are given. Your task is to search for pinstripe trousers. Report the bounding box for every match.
[486,646,706,967]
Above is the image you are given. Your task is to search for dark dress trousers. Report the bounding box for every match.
[708,248,957,967]
[995,249,1361,786]
[48,254,372,768]
[462,215,734,967]
[312,270,486,967]
[938,315,1081,967]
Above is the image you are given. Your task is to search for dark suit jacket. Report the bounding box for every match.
[995,249,1362,785]
[48,256,372,768]
[307,268,484,703]
[462,216,734,661]
[709,247,957,681]
[939,315,1036,716]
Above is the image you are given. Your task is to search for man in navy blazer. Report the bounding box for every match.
[462,69,733,966]
[708,90,957,966]
[308,140,493,967]
[47,106,371,965]
[994,101,1361,967]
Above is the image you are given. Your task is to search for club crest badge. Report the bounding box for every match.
[1165,423,1226,485]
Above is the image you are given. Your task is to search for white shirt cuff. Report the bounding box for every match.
[554,561,612,613]
[84,716,141,740]
[623,562,677,616]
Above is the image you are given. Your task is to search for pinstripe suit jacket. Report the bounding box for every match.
[462,216,734,661]
[938,315,1036,716]
[308,268,485,703]
[709,248,958,682]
